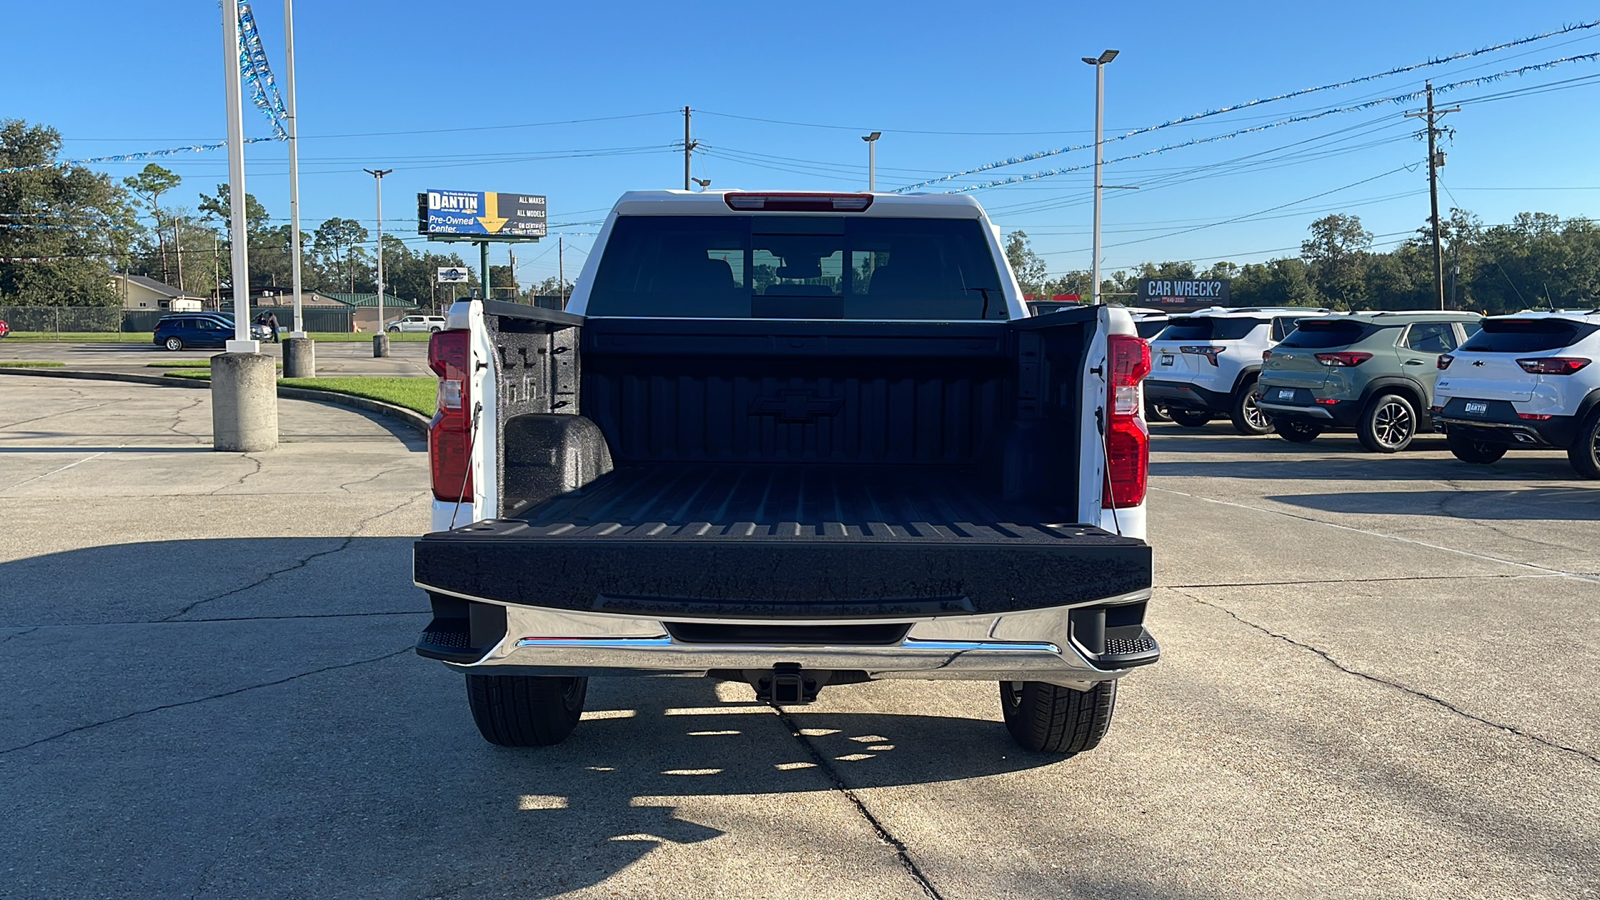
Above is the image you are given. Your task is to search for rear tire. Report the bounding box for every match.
[999,680,1117,755]
[1567,410,1600,479]
[1358,393,1417,453]
[1447,431,1507,465]
[1275,420,1322,444]
[165,337,184,351]
[1169,409,1212,428]
[465,674,587,747]
[1230,384,1273,435]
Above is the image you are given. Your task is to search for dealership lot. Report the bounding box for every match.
[2,377,1597,899]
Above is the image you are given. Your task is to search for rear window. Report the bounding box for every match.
[1279,320,1378,349]
[1460,318,1597,353]
[1153,317,1262,342]
[1134,318,1167,339]
[587,216,1006,320]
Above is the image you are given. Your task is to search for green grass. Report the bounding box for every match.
[0,360,66,367]
[278,376,435,416]
[160,373,435,416]
[5,332,148,343]
[8,331,430,344]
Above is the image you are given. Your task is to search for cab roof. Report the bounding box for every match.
[1497,308,1600,321]
[1171,306,1331,319]
[609,190,988,219]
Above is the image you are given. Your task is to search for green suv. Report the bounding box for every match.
[1255,311,1483,452]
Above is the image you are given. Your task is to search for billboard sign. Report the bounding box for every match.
[437,266,471,283]
[419,190,546,241]
[1137,278,1230,310]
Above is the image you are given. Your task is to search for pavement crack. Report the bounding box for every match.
[1178,588,1600,767]
[160,538,356,621]
[1159,572,1561,590]
[0,626,41,646]
[208,453,264,495]
[774,708,946,900]
[166,394,206,440]
[0,399,118,431]
[0,647,411,756]
[159,494,423,621]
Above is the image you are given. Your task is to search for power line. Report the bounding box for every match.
[936,52,1600,194]
[898,35,1600,193]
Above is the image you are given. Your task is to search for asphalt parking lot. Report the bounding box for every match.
[3,376,1597,899]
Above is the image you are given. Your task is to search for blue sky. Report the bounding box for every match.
[6,1,1599,288]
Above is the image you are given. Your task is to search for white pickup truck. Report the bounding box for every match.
[411,191,1158,756]
[386,314,448,333]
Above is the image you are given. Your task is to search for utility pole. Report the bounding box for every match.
[558,236,565,307]
[212,233,221,309]
[284,0,306,338]
[1406,83,1459,310]
[173,215,184,292]
[363,167,392,355]
[509,245,517,301]
[683,106,698,191]
[1082,49,1119,305]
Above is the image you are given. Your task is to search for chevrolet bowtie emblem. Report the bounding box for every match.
[751,392,845,423]
[1472,360,1486,366]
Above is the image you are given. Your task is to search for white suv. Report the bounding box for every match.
[387,314,448,334]
[1434,310,1600,478]
[1147,307,1331,434]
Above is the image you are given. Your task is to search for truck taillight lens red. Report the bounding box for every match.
[1315,351,1373,367]
[1516,357,1591,375]
[1179,345,1220,366]
[1104,334,1151,510]
[428,330,474,503]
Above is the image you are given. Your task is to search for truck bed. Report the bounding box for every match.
[414,464,1150,619]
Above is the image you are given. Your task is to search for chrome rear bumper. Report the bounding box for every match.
[433,589,1156,689]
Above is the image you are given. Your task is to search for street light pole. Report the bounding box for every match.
[1082,49,1118,305]
[222,0,254,349]
[862,132,881,191]
[363,167,392,356]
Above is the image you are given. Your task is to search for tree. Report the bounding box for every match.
[1231,258,1316,308]
[122,164,181,285]
[311,217,368,293]
[0,119,133,307]
[1301,214,1373,308]
[1003,230,1047,295]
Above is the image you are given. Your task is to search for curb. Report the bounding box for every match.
[0,367,430,437]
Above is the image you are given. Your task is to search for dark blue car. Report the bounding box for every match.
[153,314,234,351]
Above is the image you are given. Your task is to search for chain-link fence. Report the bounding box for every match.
[0,305,399,338]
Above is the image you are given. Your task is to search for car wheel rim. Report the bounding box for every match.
[1243,394,1270,429]
[1375,402,1412,446]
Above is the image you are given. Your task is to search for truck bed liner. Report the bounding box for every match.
[416,465,1149,619]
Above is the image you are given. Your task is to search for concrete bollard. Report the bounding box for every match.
[211,353,279,452]
[283,337,316,378]
[373,333,390,358]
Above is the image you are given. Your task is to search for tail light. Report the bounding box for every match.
[1179,345,1221,366]
[1104,334,1151,510]
[428,330,474,503]
[1315,351,1373,367]
[1437,354,1454,370]
[1516,357,1591,375]
[1518,413,1554,420]
[1262,350,1273,361]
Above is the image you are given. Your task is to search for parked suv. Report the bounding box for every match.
[1147,307,1330,434]
[387,314,447,334]
[153,314,234,351]
[1256,311,1483,452]
[1434,310,1600,478]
